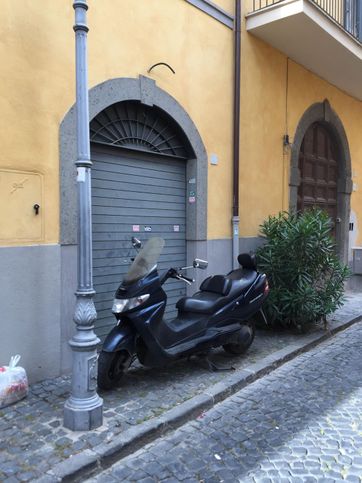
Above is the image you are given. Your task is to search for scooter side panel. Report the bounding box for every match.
[102,320,136,354]
[231,274,268,320]
[184,274,267,338]
[128,299,174,366]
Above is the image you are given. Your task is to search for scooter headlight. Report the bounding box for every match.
[112,294,150,314]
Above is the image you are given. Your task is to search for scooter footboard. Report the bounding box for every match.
[102,320,136,355]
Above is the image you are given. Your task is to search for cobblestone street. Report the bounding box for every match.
[89,321,362,483]
[0,295,361,481]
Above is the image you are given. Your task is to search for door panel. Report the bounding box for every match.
[297,123,338,235]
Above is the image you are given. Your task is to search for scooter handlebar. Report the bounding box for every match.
[175,274,194,285]
[160,268,195,285]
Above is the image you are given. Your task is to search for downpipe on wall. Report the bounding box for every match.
[232,0,241,269]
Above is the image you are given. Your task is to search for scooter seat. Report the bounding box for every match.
[176,269,257,315]
[176,290,225,314]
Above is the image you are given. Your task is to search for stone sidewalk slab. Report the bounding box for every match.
[0,292,361,482]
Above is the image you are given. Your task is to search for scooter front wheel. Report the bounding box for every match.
[223,323,255,355]
[97,350,131,390]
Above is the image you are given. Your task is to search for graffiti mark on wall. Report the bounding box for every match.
[11,178,29,194]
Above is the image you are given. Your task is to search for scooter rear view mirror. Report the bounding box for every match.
[193,258,208,269]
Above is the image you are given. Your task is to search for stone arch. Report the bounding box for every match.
[59,75,208,246]
[59,77,209,372]
[89,100,194,158]
[289,99,352,263]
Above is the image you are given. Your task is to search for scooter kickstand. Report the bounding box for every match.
[194,354,235,372]
[205,357,236,372]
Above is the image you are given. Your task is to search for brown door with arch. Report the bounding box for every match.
[297,122,338,234]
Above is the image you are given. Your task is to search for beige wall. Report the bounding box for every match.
[240,4,362,244]
[214,0,234,12]
[239,33,287,237]
[0,0,234,246]
[1,0,361,246]
[88,0,234,240]
[0,0,74,245]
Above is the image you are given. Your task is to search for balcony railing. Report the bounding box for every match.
[251,0,362,42]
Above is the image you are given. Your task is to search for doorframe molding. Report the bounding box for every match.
[59,75,208,246]
[289,99,352,263]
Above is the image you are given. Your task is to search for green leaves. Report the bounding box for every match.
[256,209,350,330]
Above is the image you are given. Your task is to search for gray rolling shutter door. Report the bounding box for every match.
[91,145,187,340]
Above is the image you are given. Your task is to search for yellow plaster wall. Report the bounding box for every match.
[213,0,234,13]
[240,6,362,243]
[239,31,287,237]
[0,0,234,245]
[0,0,74,246]
[3,0,361,246]
[88,0,234,240]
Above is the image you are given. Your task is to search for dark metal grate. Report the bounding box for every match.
[90,101,192,159]
[251,0,362,43]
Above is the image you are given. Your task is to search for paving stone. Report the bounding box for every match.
[0,295,361,481]
[110,464,133,480]
[86,317,362,482]
[54,436,72,447]
[304,460,321,468]
[345,476,361,483]
[91,475,118,483]
[17,472,38,482]
[3,478,19,483]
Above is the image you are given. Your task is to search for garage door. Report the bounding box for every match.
[91,145,187,341]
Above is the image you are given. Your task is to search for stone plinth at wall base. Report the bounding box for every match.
[346,274,362,292]
[64,397,103,431]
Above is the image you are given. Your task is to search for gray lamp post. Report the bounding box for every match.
[64,0,103,431]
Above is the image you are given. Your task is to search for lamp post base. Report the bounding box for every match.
[64,394,103,431]
[64,321,103,431]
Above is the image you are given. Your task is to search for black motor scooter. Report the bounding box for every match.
[98,237,269,389]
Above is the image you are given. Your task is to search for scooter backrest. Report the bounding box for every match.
[200,275,232,296]
[238,253,257,270]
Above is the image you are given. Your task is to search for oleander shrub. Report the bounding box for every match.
[256,209,350,330]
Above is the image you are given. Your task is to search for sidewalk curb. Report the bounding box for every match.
[44,314,362,482]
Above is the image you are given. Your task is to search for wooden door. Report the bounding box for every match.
[297,123,338,233]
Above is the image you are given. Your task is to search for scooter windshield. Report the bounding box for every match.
[124,237,165,284]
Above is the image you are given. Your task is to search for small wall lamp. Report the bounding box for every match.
[283,134,290,146]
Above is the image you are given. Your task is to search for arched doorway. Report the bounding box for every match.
[89,100,194,338]
[297,122,338,236]
[59,76,208,363]
[290,100,352,263]
[60,76,207,245]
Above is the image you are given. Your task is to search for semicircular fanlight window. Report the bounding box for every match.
[90,101,192,159]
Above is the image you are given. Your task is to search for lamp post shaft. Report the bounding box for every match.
[64,0,103,431]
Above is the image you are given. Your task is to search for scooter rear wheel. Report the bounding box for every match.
[223,323,255,355]
[98,350,131,390]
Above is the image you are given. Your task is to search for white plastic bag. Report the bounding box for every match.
[0,355,28,409]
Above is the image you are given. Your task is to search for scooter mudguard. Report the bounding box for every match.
[102,320,136,354]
